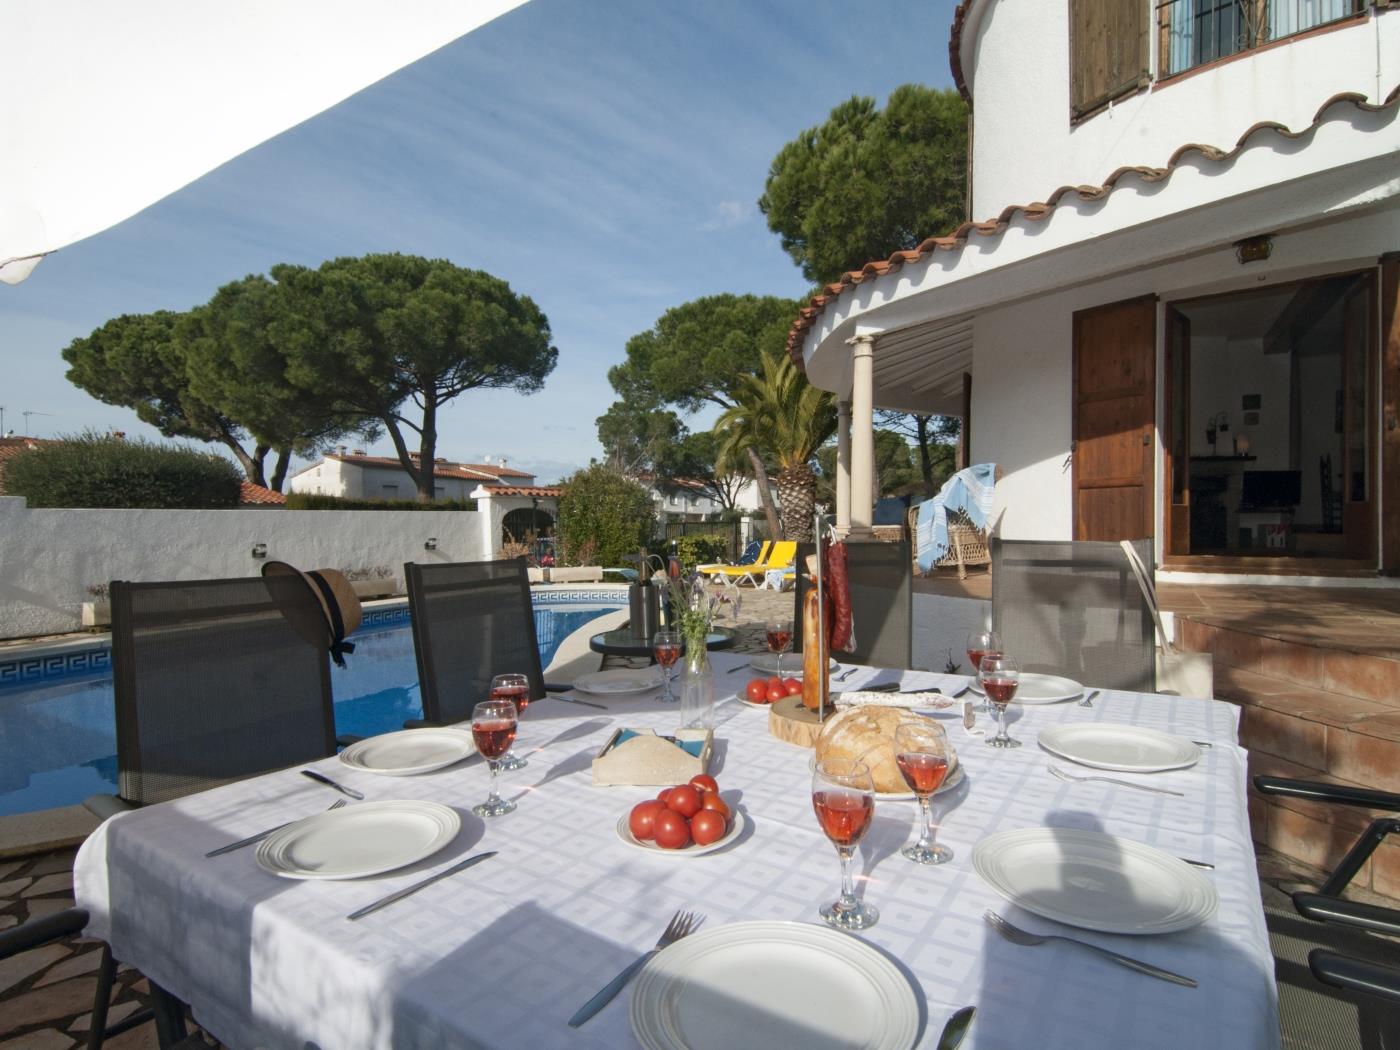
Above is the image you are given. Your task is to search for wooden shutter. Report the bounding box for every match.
[1070,0,1150,120]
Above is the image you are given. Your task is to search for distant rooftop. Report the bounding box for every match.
[298,449,536,484]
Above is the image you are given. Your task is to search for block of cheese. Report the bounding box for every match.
[813,706,958,795]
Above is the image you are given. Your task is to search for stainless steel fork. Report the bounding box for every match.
[206,799,346,856]
[984,910,1196,987]
[567,909,704,1027]
[1047,764,1184,797]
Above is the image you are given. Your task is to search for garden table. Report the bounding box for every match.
[75,654,1279,1049]
[588,626,737,659]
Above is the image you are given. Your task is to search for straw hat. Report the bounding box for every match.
[261,562,363,666]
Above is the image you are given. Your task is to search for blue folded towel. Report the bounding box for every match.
[916,463,997,573]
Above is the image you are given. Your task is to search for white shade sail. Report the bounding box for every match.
[0,0,528,284]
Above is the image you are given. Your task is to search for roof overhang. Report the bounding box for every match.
[800,94,1400,410]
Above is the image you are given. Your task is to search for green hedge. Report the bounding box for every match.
[285,493,477,511]
[4,432,242,509]
[672,534,729,572]
[556,465,654,568]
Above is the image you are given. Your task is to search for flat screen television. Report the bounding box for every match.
[1240,470,1302,510]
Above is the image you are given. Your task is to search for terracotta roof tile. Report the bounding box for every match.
[948,0,978,103]
[481,485,562,498]
[786,85,1400,365]
[324,453,533,483]
[239,481,286,505]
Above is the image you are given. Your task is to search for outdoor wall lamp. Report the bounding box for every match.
[251,542,268,559]
[424,537,438,551]
[1234,234,1272,264]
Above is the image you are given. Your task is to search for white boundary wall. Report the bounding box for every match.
[0,497,486,640]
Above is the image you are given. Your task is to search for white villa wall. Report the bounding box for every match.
[287,460,484,501]
[969,206,1397,550]
[965,1,1397,214]
[0,497,485,640]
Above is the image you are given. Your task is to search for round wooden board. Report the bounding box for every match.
[768,694,834,748]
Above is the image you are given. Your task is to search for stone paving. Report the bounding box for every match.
[0,581,1388,1047]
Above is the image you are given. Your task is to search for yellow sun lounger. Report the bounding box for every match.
[700,541,797,587]
[697,541,770,579]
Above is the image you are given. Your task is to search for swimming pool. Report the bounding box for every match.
[0,599,618,817]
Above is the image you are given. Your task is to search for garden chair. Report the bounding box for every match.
[697,540,770,578]
[793,540,913,669]
[908,505,990,579]
[1252,776,1400,1045]
[404,557,555,726]
[78,574,340,1048]
[701,540,797,587]
[990,538,1156,692]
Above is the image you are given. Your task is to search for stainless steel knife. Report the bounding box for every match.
[347,851,497,921]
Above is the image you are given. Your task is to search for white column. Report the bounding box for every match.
[836,400,852,537]
[847,335,875,538]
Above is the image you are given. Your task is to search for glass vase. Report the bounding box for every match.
[679,635,715,730]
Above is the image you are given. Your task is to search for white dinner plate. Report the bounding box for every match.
[255,800,460,880]
[631,920,919,1050]
[573,669,666,695]
[1038,723,1201,773]
[972,827,1218,935]
[748,653,837,676]
[614,810,747,856]
[969,672,1084,704]
[337,729,475,776]
[805,756,965,801]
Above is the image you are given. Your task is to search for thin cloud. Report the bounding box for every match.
[701,200,749,231]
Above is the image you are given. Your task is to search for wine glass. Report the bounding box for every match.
[966,628,1002,713]
[811,757,879,931]
[894,722,954,865]
[979,652,1021,749]
[471,699,518,817]
[766,617,793,677]
[653,630,681,702]
[489,673,530,771]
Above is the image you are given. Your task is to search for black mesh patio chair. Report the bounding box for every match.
[990,538,1156,692]
[88,575,338,816]
[793,540,913,670]
[75,575,338,1047]
[405,558,552,726]
[1253,776,1400,1044]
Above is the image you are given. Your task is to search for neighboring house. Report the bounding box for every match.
[286,449,537,502]
[794,0,1399,581]
[239,481,286,507]
[643,475,773,522]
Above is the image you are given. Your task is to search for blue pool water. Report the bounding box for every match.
[0,604,614,817]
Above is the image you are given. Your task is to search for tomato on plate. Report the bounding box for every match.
[700,792,730,821]
[782,678,802,696]
[766,683,785,703]
[690,810,727,846]
[746,680,768,702]
[656,787,673,805]
[666,784,703,818]
[653,809,691,849]
[689,774,719,794]
[628,800,665,841]
[766,676,783,690]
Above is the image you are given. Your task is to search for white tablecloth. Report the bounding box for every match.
[75,655,1280,1050]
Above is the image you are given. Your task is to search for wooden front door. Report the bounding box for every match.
[1073,296,1157,541]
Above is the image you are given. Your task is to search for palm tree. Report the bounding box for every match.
[713,352,837,542]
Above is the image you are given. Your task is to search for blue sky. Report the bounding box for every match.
[0,0,957,483]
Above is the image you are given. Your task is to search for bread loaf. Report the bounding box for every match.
[814,706,957,794]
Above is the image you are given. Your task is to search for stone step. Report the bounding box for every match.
[1177,616,1400,706]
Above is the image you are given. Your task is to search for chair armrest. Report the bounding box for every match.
[0,908,89,959]
[402,718,440,730]
[1253,776,1400,812]
[83,794,136,821]
[1293,893,1400,937]
[1309,949,1400,1005]
[335,733,366,748]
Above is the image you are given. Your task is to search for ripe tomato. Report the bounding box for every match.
[653,809,691,849]
[690,809,726,846]
[628,800,665,841]
[700,792,730,820]
[766,676,783,690]
[689,774,719,794]
[766,684,785,703]
[746,680,768,702]
[783,677,802,696]
[656,787,672,805]
[667,784,703,818]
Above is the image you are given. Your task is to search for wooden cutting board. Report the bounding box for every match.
[767,694,834,748]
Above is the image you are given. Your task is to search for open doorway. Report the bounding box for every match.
[1165,271,1376,564]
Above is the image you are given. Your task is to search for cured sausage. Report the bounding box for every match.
[825,540,854,652]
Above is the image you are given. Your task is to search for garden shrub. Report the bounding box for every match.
[672,534,729,572]
[556,465,654,568]
[4,431,241,509]
[285,493,476,511]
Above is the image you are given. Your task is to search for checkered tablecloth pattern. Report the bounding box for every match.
[75,656,1279,1050]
